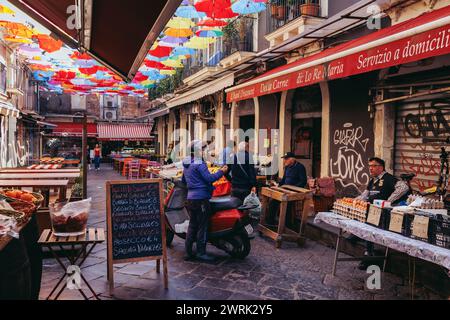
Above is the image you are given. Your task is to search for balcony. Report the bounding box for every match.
[265,0,325,48]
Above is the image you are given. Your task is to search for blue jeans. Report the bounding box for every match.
[94,156,101,169]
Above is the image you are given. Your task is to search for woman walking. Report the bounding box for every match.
[94,144,101,171]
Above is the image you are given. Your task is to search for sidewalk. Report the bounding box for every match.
[38,166,442,300]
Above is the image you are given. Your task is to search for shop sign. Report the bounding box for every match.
[227,24,450,103]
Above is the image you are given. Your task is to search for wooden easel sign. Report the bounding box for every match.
[106,179,168,293]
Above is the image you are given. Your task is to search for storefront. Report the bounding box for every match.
[226,5,450,193]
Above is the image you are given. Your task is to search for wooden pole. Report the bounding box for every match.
[82,114,88,199]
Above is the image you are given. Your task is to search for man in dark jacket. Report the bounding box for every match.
[230,141,257,201]
[267,152,307,225]
[182,140,228,262]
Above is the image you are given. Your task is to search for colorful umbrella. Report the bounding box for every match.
[71,52,92,60]
[175,5,207,19]
[166,17,195,29]
[196,29,223,37]
[148,46,173,58]
[33,34,63,53]
[164,27,193,38]
[160,69,177,75]
[195,0,238,19]
[184,36,216,49]
[197,18,228,27]
[3,36,32,44]
[231,0,266,14]
[160,36,188,45]
[18,44,41,57]
[144,60,167,69]
[171,47,195,57]
[0,5,15,15]
[0,21,36,38]
[133,72,149,82]
[161,59,184,68]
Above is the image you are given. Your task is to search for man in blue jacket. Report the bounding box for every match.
[267,152,307,225]
[182,140,228,262]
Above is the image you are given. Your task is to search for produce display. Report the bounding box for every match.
[40,157,65,164]
[332,198,369,223]
[0,189,44,207]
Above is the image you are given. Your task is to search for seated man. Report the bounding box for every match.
[266,152,307,225]
[356,157,410,269]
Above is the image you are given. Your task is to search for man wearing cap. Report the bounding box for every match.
[266,152,307,225]
[182,140,228,262]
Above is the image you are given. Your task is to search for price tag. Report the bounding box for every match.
[412,215,429,239]
[367,205,382,226]
[389,211,404,233]
[264,139,270,148]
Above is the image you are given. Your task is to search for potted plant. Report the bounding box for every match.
[269,0,278,17]
[270,0,285,20]
[300,0,320,17]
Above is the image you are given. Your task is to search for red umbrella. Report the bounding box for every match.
[79,65,101,75]
[143,60,174,70]
[133,72,149,82]
[195,0,238,19]
[148,46,173,58]
[197,18,228,27]
[71,52,92,60]
[33,34,63,53]
[52,70,76,81]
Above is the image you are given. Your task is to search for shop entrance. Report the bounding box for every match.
[240,115,255,133]
[291,85,322,178]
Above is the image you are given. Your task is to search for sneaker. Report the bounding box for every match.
[196,253,216,263]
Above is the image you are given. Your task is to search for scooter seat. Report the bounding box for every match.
[209,197,243,213]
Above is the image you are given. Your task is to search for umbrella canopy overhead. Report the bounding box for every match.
[165,27,194,38]
[175,5,207,19]
[231,0,266,14]
[196,29,223,37]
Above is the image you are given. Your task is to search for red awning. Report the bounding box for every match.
[97,123,153,141]
[50,122,98,138]
[10,0,181,80]
[226,5,450,103]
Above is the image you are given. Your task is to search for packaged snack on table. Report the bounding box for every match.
[50,198,91,237]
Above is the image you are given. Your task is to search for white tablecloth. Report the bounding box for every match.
[314,212,450,272]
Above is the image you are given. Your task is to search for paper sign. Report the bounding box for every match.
[389,211,404,233]
[412,215,429,239]
[367,206,382,226]
[264,139,270,149]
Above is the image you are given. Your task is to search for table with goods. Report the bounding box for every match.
[315,195,450,298]
[0,189,45,300]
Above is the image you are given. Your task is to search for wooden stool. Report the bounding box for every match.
[38,228,105,300]
[259,185,314,248]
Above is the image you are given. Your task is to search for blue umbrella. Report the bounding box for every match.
[231,0,266,14]
[171,47,195,57]
[175,5,206,19]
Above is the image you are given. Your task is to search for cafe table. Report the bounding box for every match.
[0,173,80,180]
[0,169,80,174]
[0,179,69,206]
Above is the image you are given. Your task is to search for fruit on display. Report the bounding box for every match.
[40,157,65,164]
[1,190,38,203]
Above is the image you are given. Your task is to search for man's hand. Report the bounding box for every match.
[221,165,229,173]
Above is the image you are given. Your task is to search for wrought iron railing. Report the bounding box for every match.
[266,0,321,34]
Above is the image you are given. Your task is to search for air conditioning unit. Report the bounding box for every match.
[104,108,117,120]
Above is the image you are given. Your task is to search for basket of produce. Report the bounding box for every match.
[0,209,27,226]
[0,189,44,208]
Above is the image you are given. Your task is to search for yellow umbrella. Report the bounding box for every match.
[3,36,32,44]
[161,59,184,68]
[141,80,156,86]
[166,17,195,29]
[0,5,15,15]
[160,69,176,75]
[0,21,36,38]
[184,36,216,49]
[164,27,193,38]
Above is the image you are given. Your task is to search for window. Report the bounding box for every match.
[0,63,6,94]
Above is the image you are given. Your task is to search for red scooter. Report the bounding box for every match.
[164,180,256,259]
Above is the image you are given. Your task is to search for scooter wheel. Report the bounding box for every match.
[228,234,251,259]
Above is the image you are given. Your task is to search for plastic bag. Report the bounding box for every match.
[243,192,262,219]
[50,198,91,236]
[175,220,190,234]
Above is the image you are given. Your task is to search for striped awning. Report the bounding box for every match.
[97,123,154,141]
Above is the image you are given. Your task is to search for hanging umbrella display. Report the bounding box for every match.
[166,17,195,29]
[197,18,228,27]
[70,52,92,60]
[184,36,216,49]
[164,27,193,38]
[133,72,149,82]
[3,36,32,44]
[78,65,102,75]
[0,5,15,15]
[231,0,266,14]
[52,70,76,81]
[18,44,41,57]
[33,34,63,53]
[175,5,206,19]
[160,69,177,75]
[196,29,223,37]
[144,60,168,69]
[148,46,173,58]
[0,21,36,38]
[160,36,188,45]
[195,0,238,19]
[161,58,184,68]
[171,47,195,57]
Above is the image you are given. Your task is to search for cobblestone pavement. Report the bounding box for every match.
[39,166,443,300]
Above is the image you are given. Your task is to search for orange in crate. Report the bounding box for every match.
[212,176,231,197]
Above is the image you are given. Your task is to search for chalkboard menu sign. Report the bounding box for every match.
[106,179,168,291]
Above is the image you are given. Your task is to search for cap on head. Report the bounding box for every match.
[281,152,296,159]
